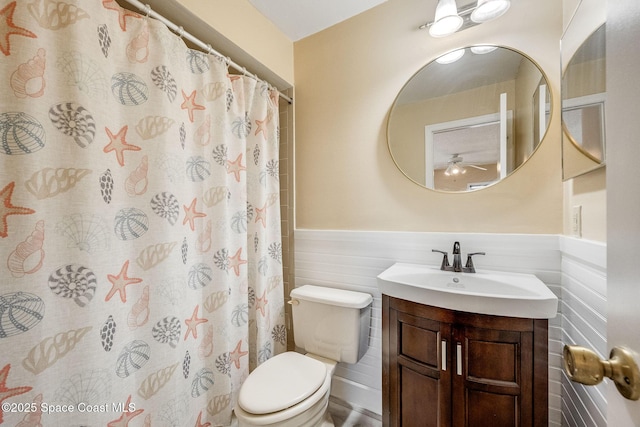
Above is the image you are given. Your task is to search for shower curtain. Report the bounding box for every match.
[0,1,285,425]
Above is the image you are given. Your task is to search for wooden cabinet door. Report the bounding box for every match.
[451,324,533,427]
[383,296,547,427]
[387,306,452,427]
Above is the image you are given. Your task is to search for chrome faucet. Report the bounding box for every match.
[451,241,462,272]
[432,241,485,273]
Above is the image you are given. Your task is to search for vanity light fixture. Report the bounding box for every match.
[436,48,466,64]
[420,0,511,37]
[428,0,464,37]
[470,45,498,54]
[470,0,511,23]
[435,46,494,65]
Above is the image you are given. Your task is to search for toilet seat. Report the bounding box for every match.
[238,351,327,415]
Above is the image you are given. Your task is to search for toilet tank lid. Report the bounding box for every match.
[291,285,372,308]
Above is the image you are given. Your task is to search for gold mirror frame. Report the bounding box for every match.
[387,45,552,193]
[561,23,606,180]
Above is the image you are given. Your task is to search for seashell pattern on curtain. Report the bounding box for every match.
[0,1,285,425]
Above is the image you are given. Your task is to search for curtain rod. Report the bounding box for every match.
[120,0,293,104]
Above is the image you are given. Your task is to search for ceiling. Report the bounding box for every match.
[247,0,388,41]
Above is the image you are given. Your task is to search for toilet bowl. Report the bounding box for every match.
[234,352,336,427]
[233,285,373,427]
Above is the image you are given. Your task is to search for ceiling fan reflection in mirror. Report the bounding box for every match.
[443,154,488,177]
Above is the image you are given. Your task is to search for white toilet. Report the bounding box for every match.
[234,285,373,427]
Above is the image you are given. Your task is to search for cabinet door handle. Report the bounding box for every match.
[456,343,462,376]
[441,340,447,371]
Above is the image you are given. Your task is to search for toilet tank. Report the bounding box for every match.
[290,285,372,364]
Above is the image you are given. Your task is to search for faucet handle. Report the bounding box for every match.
[432,249,450,271]
[464,252,486,273]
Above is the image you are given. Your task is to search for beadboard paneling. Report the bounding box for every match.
[560,237,607,427]
[294,229,564,422]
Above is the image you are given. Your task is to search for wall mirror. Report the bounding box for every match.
[561,23,606,180]
[387,45,551,192]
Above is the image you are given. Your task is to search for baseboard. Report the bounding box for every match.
[331,375,382,417]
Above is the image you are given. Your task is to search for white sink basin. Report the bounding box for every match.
[377,263,558,319]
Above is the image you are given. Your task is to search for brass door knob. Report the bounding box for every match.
[563,345,640,400]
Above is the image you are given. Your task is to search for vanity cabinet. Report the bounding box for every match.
[382,295,548,427]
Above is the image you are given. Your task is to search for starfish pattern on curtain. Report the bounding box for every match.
[0,1,286,425]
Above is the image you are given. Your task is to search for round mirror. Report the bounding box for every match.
[561,24,606,180]
[387,45,551,192]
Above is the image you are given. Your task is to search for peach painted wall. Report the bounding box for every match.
[293,0,564,233]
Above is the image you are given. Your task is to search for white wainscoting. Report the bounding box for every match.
[560,236,607,427]
[294,229,569,423]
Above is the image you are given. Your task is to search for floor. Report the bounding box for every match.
[328,397,382,427]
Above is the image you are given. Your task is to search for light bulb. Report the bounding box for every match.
[470,0,511,23]
[470,45,498,55]
[429,0,463,37]
[436,48,465,64]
